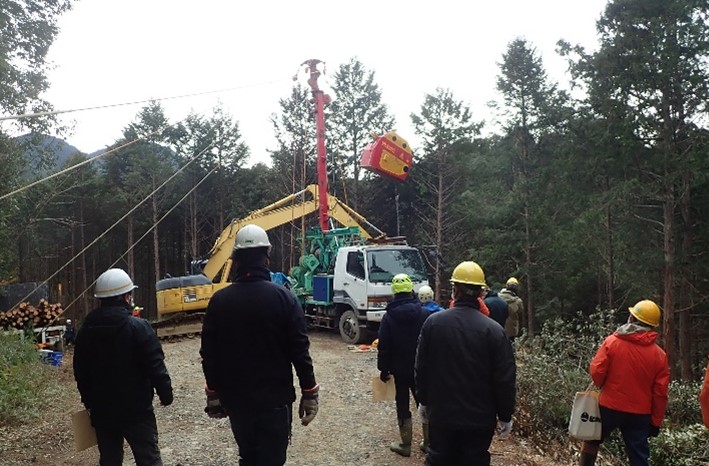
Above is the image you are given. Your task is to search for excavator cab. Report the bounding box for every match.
[360,131,413,181]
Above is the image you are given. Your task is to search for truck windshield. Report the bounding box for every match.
[367,249,427,283]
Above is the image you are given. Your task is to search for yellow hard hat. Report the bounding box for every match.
[506,277,519,287]
[450,261,487,287]
[629,300,661,327]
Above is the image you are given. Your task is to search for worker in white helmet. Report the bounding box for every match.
[200,224,318,465]
[74,268,173,466]
[418,285,444,314]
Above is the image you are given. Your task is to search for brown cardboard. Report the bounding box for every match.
[71,409,97,452]
[371,375,396,401]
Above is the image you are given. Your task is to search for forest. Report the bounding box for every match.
[2,0,709,386]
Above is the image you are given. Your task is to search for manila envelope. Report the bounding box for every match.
[71,409,97,452]
[371,375,396,401]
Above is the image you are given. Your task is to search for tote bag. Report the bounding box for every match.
[568,383,602,441]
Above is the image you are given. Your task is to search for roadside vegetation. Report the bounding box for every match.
[515,308,709,466]
[0,332,72,426]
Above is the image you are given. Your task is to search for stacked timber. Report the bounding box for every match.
[0,299,64,330]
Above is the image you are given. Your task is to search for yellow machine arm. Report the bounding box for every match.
[201,185,385,282]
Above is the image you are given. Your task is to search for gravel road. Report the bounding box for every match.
[1,330,567,465]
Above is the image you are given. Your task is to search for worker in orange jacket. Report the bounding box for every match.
[701,355,709,429]
[579,300,670,466]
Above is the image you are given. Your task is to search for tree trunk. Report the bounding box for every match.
[678,171,693,380]
[127,216,134,278]
[434,152,445,302]
[662,189,676,375]
[523,202,535,334]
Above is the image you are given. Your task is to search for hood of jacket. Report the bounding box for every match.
[386,295,424,323]
[614,322,659,345]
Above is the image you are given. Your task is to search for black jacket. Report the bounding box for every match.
[73,301,173,426]
[415,297,516,430]
[200,266,316,409]
[377,294,429,380]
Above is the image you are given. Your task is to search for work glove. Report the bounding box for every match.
[299,384,319,426]
[497,419,513,438]
[379,371,391,382]
[160,391,173,407]
[649,424,660,438]
[204,387,227,419]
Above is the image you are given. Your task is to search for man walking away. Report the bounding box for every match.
[200,224,318,466]
[74,268,173,466]
[418,285,444,314]
[378,273,430,457]
[579,299,670,466]
[499,277,523,340]
[416,261,516,466]
[483,288,509,329]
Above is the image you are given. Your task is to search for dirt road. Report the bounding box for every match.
[1,331,565,465]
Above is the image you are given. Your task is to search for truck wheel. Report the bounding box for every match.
[338,309,368,344]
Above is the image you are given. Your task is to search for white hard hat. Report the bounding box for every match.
[234,224,271,250]
[94,268,137,298]
[418,285,434,303]
[66,319,72,323]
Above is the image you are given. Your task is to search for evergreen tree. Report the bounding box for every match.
[494,38,568,334]
[411,88,481,300]
[560,0,709,376]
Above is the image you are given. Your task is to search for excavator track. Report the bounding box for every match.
[152,312,205,339]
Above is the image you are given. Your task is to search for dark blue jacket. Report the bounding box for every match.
[74,301,172,427]
[201,265,316,409]
[377,293,429,380]
[485,289,509,329]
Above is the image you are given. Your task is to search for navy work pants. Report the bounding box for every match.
[598,405,653,466]
[226,403,292,466]
[394,374,418,420]
[426,423,494,466]
[94,413,162,466]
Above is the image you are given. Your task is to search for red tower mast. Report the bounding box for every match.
[302,59,330,233]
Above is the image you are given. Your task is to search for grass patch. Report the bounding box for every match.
[0,332,73,426]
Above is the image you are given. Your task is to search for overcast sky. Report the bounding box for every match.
[41,0,609,166]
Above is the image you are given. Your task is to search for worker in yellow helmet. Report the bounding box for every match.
[378,273,429,457]
[416,261,516,464]
[580,300,670,466]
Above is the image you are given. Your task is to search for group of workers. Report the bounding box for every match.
[377,262,518,465]
[69,223,709,466]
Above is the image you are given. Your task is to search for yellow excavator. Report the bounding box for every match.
[154,184,386,337]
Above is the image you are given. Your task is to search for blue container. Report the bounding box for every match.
[312,275,333,302]
[50,351,63,366]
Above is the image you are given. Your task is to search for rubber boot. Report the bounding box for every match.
[419,422,429,452]
[579,441,599,466]
[390,418,412,457]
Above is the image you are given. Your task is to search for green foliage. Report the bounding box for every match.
[515,308,618,440]
[665,380,703,427]
[515,308,708,464]
[649,424,709,466]
[0,333,70,425]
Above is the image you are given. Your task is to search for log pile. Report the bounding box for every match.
[0,299,64,330]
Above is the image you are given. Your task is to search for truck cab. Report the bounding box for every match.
[302,242,428,344]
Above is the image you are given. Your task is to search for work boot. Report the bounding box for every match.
[390,418,412,457]
[579,441,598,466]
[419,422,429,452]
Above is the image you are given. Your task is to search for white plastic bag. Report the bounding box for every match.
[568,385,602,441]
